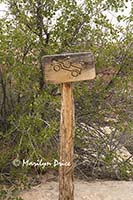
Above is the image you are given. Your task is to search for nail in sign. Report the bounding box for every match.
[42,52,95,84]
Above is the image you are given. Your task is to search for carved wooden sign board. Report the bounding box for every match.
[42,52,95,84]
[42,52,95,200]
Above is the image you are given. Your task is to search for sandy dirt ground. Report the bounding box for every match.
[20,179,133,200]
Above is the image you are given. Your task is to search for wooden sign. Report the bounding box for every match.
[42,52,95,84]
[42,52,96,200]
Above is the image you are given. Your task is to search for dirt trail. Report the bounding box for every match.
[20,179,133,200]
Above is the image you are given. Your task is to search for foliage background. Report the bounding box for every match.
[0,0,132,187]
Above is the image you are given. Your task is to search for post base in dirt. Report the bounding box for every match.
[59,83,75,200]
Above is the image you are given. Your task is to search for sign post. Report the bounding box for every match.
[42,52,95,200]
[59,82,75,200]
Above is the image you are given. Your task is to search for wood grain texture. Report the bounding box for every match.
[42,52,95,84]
[59,83,75,200]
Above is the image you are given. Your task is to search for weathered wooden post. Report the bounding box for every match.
[42,52,95,200]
